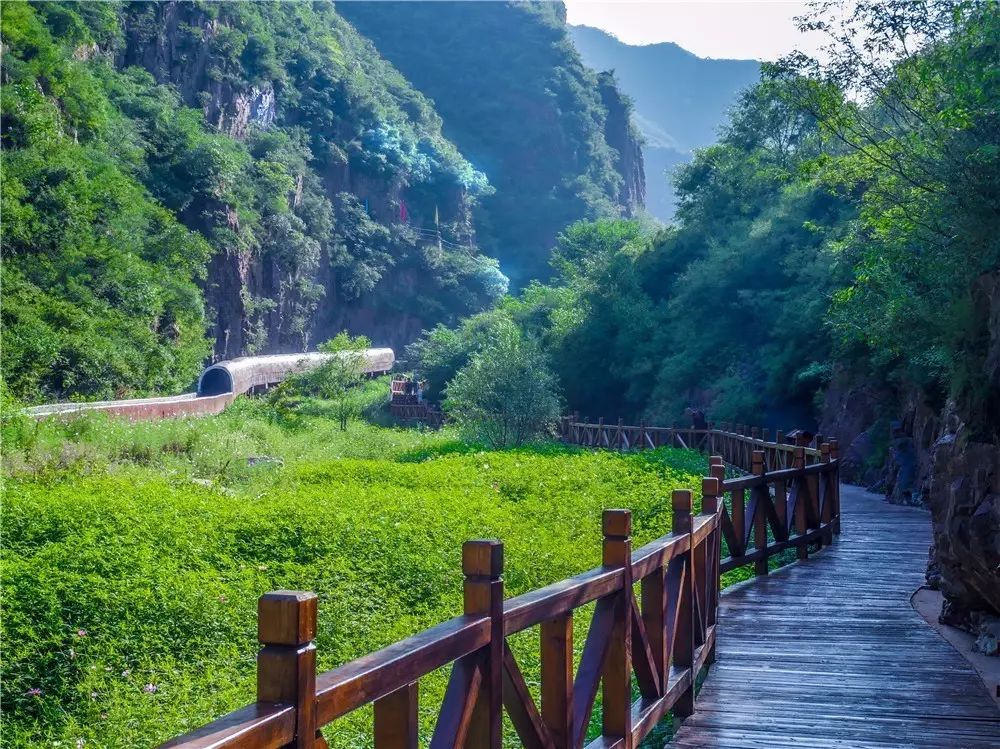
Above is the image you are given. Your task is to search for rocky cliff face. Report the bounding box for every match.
[596,72,645,215]
[336,0,645,287]
[116,1,500,360]
[121,5,276,139]
[821,271,1000,647]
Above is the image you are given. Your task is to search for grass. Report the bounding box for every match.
[2,390,712,748]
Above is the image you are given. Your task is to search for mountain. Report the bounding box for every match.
[569,24,760,221]
[1,1,647,403]
[2,0,503,401]
[337,1,645,287]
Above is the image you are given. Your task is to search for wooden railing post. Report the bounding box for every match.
[257,591,318,749]
[806,440,822,546]
[751,451,769,576]
[775,430,786,469]
[731,481,746,560]
[541,612,573,749]
[701,476,721,664]
[830,439,841,535]
[671,491,695,719]
[463,540,504,749]
[793,447,809,560]
[709,457,726,563]
[602,509,633,747]
[375,683,418,749]
[773,467,788,546]
[820,443,834,545]
[709,458,726,489]
[641,550,667,695]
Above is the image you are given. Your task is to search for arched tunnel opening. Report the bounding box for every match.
[198,367,234,396]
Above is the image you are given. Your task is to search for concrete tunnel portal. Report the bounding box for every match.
[197,366,235,396]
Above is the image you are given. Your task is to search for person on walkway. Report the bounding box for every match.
[687,407,707,430]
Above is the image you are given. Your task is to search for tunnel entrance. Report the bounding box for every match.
[198,366,234,396]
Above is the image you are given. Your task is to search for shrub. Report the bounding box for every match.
[444,322,561,448]
[404,309,513,403]
[283,333,372,430]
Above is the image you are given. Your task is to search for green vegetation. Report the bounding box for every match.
[779,0,1000,432]
[4,1,998,744]
[338,1,641,286]
[1,1,213,402]
[412,1,999,436]
[2,396,707,747]
[280,333,375,430]
[0,0,504,404]
[444,321,561,448]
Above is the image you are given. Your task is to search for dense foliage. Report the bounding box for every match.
[412,1,999,434]
[279,333,374,430]
[444,321,561,447]
[338,0,641,286]
[1,1,214,401]
[780,0,1000,432]
[2,400,706,747]
[1,0,506,403]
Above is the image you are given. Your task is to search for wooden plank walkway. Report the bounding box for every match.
[671,484,1000,749]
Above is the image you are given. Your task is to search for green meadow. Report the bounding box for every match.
[2,393,710,747]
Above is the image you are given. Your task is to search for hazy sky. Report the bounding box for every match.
[563,1,826,61]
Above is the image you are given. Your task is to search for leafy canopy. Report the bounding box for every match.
[444,322,562,448]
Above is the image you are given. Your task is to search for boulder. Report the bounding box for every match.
[925,428,1000,632]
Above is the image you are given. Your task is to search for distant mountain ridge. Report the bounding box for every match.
[569,24,760,220]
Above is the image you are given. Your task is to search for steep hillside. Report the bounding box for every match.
[1,0,504,402]
[569,24,759,221]
[338,1,644,286]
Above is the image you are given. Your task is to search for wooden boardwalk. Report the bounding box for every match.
[672,484,1000,749]
[159,424,999,749]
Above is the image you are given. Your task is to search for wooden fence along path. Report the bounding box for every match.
[670,483,1000,748]
[161,419,998,748]
[161,421,843,749]
[560,420,841,574]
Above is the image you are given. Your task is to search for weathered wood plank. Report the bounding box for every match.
[670,484,1000,748]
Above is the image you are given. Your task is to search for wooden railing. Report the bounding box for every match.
[559,418,841,572]
[159,423,839,749]
[560,417,827,468]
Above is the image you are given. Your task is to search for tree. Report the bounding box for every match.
[776,0,1000,427]
[404,309,512,403]
[287,333,372,430]
[444,323,561,448]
